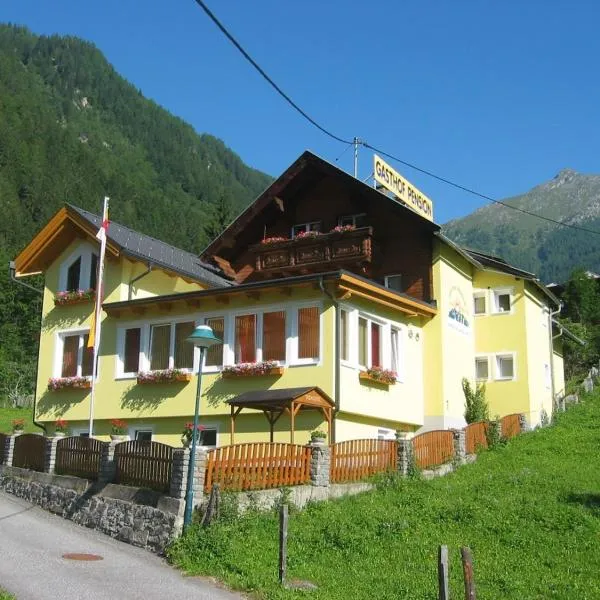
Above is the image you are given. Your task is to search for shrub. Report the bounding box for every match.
[462,377,489,423]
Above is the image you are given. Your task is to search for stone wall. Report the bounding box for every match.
[0,465,184,554]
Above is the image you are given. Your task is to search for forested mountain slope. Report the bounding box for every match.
[443,169,600,283]
[0,24,271,403]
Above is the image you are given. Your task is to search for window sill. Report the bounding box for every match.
[222,366,285,378]
[494,377,515,382]
[358,372,396,388]
[47,380,92,391]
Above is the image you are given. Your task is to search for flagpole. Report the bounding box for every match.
[88,196,109,437]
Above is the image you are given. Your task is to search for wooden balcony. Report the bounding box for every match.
[252,227,373,276]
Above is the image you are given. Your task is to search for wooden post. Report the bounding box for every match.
[438,545,449,600]
[290,402,295,445]
[461,547,476,600]
[279,503,288,585]
[201,483,220,528]
[230,405,235,445]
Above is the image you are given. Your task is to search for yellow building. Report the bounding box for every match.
[13,151,570,445]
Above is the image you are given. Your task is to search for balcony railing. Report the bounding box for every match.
[252,227,373,274]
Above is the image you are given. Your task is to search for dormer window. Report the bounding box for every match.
[292,222,321,238]
[339,213,367,228]
[59,245,99,292]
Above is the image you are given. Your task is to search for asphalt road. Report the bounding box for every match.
[0,491,242,600]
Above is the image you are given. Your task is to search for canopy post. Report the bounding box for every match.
[230,404,235,445]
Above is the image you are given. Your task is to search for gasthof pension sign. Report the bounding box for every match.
[373,155,434,221]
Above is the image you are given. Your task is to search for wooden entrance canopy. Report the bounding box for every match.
[227,387,334,445]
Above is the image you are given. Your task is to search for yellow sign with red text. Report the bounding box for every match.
[373,155,434,221]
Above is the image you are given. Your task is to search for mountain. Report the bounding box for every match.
[0,24,272,404]
[442,169,600,283]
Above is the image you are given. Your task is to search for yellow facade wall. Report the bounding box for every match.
[423,240,474,430]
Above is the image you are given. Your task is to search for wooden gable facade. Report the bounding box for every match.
[203,151,439,303]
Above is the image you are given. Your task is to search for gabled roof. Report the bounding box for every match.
[68,205,230,287]
[228,387,334,409]
[202,150,440,260]
[14,204,231,288]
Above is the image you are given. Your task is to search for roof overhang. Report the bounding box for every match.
[13,206,120,277]
[103,270,438,319]
[228,386,334,412]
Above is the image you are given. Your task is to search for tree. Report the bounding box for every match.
[462,378,489,423]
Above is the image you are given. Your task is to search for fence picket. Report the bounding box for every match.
[12,434,46,472]
[500,414,521,439]
[55,437,107,480]
[114,440,173,493]
[412,430,454,469]
[329,439,397,483]
[465,422,488,454]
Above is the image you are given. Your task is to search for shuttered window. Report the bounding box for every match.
[66,258,81,292]
[60,333,93,378]
[61,335,79,377]
[149,324,170,371]
[263,311,286,361]
[81,335,94,377]
[205,317,224,367]
[174,321,195,369]
[235,314,256,363]
[298,307,320,360]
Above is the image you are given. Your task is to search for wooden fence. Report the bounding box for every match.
[0,432,7,464]
[500,413,521,439]
[465,421,488,455]
[204,442,311,492]
[114,440,173,493]
[413,430,455,469]
[55,436,107,480]
[12,434,46,472]
[330,439,397,483]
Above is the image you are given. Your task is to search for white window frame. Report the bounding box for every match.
[291,221,321,238]
[390,326,405,382]
[58,242,99,292]
[340,308,350,364]
[197,422,220,447]
[492,288,513,315]
[115,325,148,379]
[384,274,403,292]
[290,303,323,366]
[494,352,516,381]
[201,314,228,373]
[53,328,93,379]
[475,355,490,381]
[357,313,387,371]
[338,213,366,228]
[473,291,487,316]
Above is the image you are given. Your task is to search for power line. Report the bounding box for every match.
[191,0,600,238]
[362,142,600,236]
[191,0,352,145]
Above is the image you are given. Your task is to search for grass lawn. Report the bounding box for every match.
[0,407,36,434]
[0,589,15,600]
[169,391,600,599]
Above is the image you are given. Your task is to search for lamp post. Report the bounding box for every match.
[183,324,222,531]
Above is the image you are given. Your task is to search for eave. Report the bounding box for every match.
[103,270,438,319]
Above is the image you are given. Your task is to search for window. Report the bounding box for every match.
[205,317,224,367]
[496,354,515,380]
[358,316,382,369]
[149,324,170,371]
[340,309,349,362]
[123,328,141,374]
[148,321,196,372]
[263,311,286,362]
[66,258,81,292]
[493,290,511,313]
[135,430,152,441]
[473,293,486,315]
[475,357,489,381]
[62,251,99,292]
[390,327,402,378]
[298,307,320,360]
[60,332,93,378]
[384,275,402,292]
[199,428,217,447]
[235,314,256,363]
[291,221,321,238]
[339,213,367,228]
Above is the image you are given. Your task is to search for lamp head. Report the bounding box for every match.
[186,324,221,349]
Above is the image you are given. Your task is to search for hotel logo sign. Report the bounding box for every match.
[373,155,434,222]
[447,286,470,336]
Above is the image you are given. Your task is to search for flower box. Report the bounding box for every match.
[359,367,397,387]
[48,377,92,391]
[222,361,285,378]
[136,369,192,384]
[54,289,96,306]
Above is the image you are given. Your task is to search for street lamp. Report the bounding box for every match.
[183,324,222,530]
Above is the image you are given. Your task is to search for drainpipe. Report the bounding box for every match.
[128,263,152,300]
[319,276,339,443]
[8,261,46,434]
[548,301,563,412]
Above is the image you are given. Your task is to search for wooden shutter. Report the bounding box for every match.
[263,311,286,361]
[235,314,256,363]
[205,317,224,367]
[174,321,195,369]
[298,307,319,360]
[61,335,79,377]
[150,324,170,370]
[371,323,381,367]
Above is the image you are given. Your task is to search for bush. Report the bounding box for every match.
[462,377,489,423]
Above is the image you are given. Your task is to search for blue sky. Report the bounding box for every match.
[3,0,599,223]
